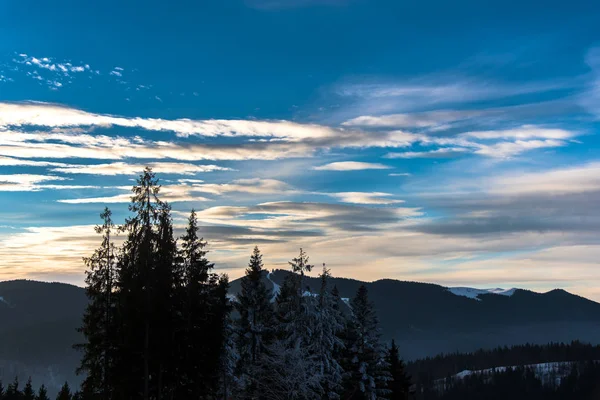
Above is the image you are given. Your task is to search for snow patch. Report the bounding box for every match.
[447,287,517,301]
[226,294,237,302]
[451,361,585,386]
[266,271,280,302]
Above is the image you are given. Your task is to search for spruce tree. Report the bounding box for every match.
[343,285,390,400]
[77,207,116,400]
[278,248,314,348]
[254,341,321,400]
[113,167,163,400]
[22,379,34,400]
[5,377,20,400]
[0,380,4,400]
[36,385,49,400]
[176,209,229,399]
[152,202,179,400]
[312,265,345,399]
[235,246,276,394]
[56,383,71,400]
[386,340,411,400]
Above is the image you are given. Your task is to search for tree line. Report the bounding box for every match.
[74,167,412,400]
[0,378,74,400]
[407,340,600,386]
[416,361,600,400]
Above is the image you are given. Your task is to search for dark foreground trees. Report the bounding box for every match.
[76,167,403,400]
[77,168,229,400]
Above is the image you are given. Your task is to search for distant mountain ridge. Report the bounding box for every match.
[230,270,600,359]
[2,273,600,393]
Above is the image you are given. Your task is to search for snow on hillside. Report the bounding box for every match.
[266,271,280,302]
[433,360,598,393]
[447,287,516,301]
[450,361,586,386]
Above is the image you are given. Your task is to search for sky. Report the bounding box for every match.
[1,0,600,299]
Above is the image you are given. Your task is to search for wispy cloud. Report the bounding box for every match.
[51,162,233,176]
[313,161,391,171]
[328,192,404,205]
[385,148,470,159]
[460,125,575,140]
[581,46,600,118]
[342,110,481,128]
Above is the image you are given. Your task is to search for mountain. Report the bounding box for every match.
[0,280,86,395]
[3,272,600,391]
[230,270,600,360]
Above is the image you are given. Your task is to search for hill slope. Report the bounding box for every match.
[3,272,600,391]
[230,270,600,359]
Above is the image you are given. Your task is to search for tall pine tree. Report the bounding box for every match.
[77,207,116,400]
[113,167,163,399]
[386,340,411,400]
[176,209,229,399]
[343,285,390,400]
[235,246,277,394]
[22,378,34,400]
[311,265,345,399]
[56,382,72,400]
[37,385,50,400]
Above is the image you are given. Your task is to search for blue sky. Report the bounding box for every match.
[1,0,600,299]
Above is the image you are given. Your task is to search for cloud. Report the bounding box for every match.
[328,192,404,205]
[0,103,579,163]
[0,133,314,161]
[489,162,600,195]
[13,55,91,90]
[388,173,411,177]
[0,156,68,167]
[313,161,391,171]
[187,178,295,196]
[385,147,470,159]
[0,102,421,151]
[342,110,480,128]
[460,125,575,140]
[581,46,600,118]
[58,184,212,204]
[473,139,566,158]
[51,162,233,176]
[409,162,600,237]
[335,78,573,116]
[0,174,65,185]
[57,178,293,204]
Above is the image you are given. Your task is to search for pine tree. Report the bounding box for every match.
[77,207,116,400]
[0,380,4,400]
[386,340,411,400]
[152,202,179,400]
[343,285,390,400]
[113,167,164,400]
[36,385,49,400]
[311,265,345,399]
[176,209,229,399]
[5,377,20,400]
[254,341,321,400]
[22,378,34,400]
[235,246,277,394]
[277,248,314,348]
[56,383,72,400]
[220,306,240,400]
